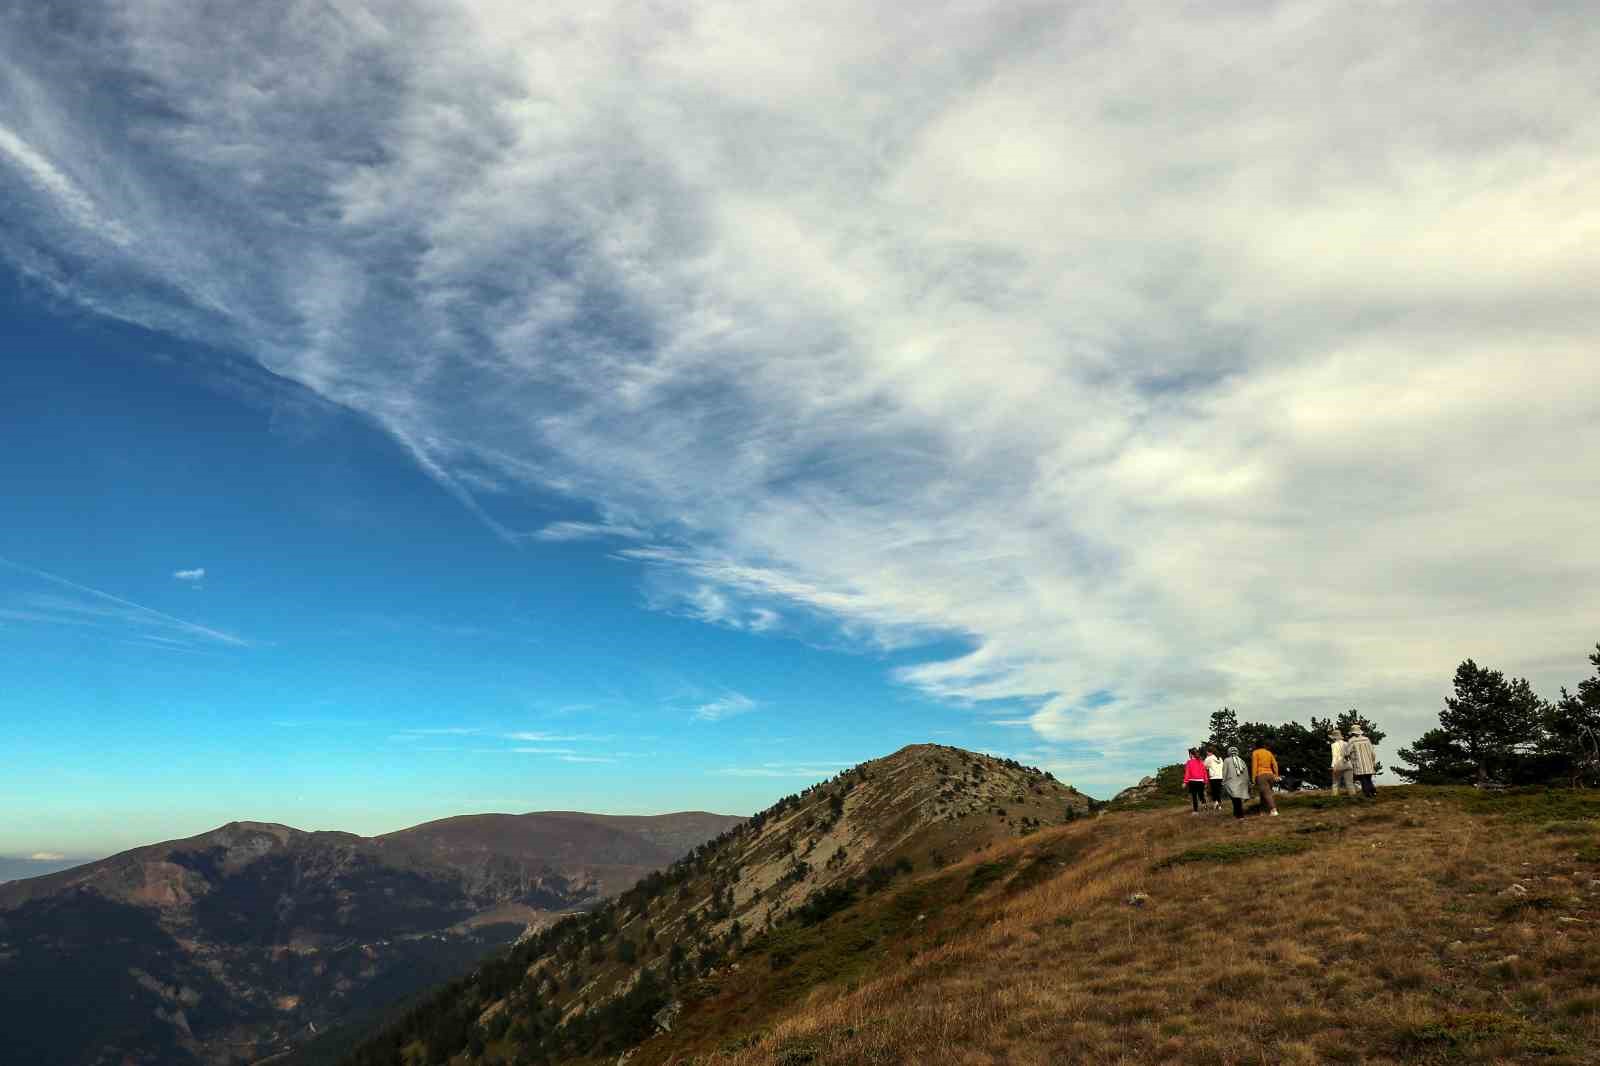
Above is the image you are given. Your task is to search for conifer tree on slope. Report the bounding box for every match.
[1396,659,1546,784]
[1204,707,1239,752]
[1543,644,1600,787]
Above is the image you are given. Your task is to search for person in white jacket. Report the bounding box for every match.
[1203,747,1225,811]
[1329,729,1353,796]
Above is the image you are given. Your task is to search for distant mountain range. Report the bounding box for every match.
[0,810,742,1066]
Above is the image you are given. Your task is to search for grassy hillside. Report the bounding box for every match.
[344,769,1600,1066]
[339,744,1089,1065]
[649,786,1600,1066]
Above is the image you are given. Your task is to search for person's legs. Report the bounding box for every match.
[1231,796,1244,819]
[1328,770,1342,796]
[1189,782,1204,812]
[1341,769,1355,794]
[1257,774,1278,815]
[1210,779,1223,808]
[1358,774,1376,798]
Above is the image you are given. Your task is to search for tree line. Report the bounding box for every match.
[1197,706,1387,789]
[1188,642,1600,791]
[1395,644,1600,787]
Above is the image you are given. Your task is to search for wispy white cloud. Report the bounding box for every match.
[529,520,648,543]
[0,556,248,649]
[692,692,760,723]
[3,2,1597,781]
[28,851,66,861]
[503,731,612,743]
[0,124,131,247]
[172,568,206,583]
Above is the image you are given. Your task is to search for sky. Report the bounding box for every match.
[2,0,1597,859]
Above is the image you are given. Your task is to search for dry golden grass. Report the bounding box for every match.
[632,787,1600,1066]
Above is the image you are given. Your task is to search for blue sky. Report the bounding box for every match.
[0,278,1108,857]
[3,2,1598,858]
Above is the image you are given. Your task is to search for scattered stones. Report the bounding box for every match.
[1125,892,1150,907]
[1501,883,1529,898]
[1446,940,1468,954]
[1556,916,1586,925]
[1472,926,1496,935]
[1494,954,1521,966]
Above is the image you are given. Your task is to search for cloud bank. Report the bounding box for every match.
[2,1,1597,787]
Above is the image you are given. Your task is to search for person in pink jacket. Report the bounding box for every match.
[1183,749,1210,815]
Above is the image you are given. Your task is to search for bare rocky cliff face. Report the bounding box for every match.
[0,811,741,1066]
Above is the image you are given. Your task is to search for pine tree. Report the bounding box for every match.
[1542,644,1600,786]
[1397,659,1547,784]
[1393,728,1475,784]
[1204,707,1239,752]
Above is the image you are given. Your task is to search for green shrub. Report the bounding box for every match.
[1156,837,1312,868]
[965,861,1010,894]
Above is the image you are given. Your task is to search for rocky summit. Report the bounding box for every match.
[0,811,741,1066]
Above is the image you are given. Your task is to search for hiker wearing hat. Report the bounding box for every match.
[1347,724,1377,797]
[1329,728,1353,796]
[1250,743,1280,816]
[1221,745,1251,819]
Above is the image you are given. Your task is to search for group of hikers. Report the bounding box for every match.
[1181,725,1378,819]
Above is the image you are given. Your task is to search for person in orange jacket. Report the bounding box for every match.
[1250,744,1280,816]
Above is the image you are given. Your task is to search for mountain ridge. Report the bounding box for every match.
[0,809,743,1065]
[338,743,1090,1065]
